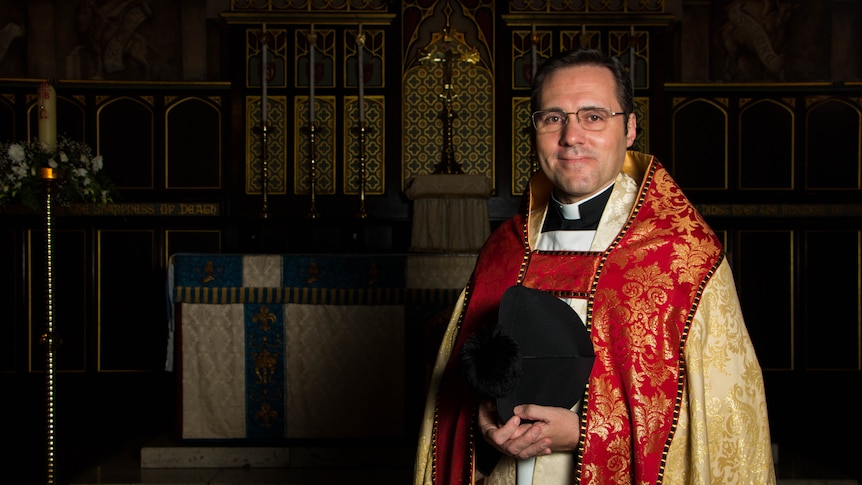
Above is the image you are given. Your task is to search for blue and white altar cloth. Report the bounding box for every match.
[168,253,475,440]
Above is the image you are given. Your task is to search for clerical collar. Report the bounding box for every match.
[541,183,614,232]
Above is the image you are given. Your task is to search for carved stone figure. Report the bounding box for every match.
[71,0,154,79]
[718,0,799,81]
[0,22,24,62]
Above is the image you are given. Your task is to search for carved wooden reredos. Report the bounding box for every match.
[1,1,862,482]
[4,0,856,216]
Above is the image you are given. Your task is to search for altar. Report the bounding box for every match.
[168,252,476,441]
[406,173,492,252]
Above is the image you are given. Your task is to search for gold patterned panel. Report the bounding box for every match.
[402,66,436,181]
[507,1,665,13]
[294,96,336,194]
[344,27,385,89]
[230,0,390,11]
[343,25,386,195]
[512,97,533,195]
[561,27,600,52]
[247,27,287,90]
[343,96,385,195]
[401,1,495,187]
[458,64,495,179]
[297,27,335,89]
[609,29,648,89]
[246,95,288,195]
[401,64,494,189]
[512,28,550,89]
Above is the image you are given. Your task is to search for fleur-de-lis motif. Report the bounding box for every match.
[255,402,278,428]
[253,305,277,332]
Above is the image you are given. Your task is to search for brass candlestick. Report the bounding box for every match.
[355,122,368,219]
[306,122,320,219]
[256,123,270,218]
[39,167,59,485]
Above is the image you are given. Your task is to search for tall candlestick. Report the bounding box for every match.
[357,24,365,123]
[261,23,268,124]
[309,24,316,124]
[530,24,537,81]
[38,81,57,152]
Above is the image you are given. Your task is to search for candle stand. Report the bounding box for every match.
[354,27,368,218]
[258,25,271,219]
[255,123,270,218]
[354,123,369,219]
[306,122,320,219]
[39,167,59,485]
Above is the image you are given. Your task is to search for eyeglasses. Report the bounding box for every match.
[531,108,627,133]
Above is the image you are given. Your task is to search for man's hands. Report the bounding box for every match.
[477,399,581,460]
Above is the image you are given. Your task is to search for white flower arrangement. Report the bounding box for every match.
[0,136,116,211]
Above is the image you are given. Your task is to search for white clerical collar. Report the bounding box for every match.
[552,181,615,220]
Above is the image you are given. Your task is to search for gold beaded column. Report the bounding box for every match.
[39,167,59,485]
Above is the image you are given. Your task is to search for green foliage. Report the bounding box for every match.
[0,136,117,211]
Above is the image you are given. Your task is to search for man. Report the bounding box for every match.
[413,48,775,484]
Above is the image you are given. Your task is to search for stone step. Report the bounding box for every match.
[141,444,413,469]
[71,440,415,485]
[71,442,859,485]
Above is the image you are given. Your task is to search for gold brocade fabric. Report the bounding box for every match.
[413,152,776,485]
[661,260,776,484]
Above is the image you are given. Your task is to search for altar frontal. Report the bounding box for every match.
[169,253,474,441]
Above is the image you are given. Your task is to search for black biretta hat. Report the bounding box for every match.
[460,285,595,422]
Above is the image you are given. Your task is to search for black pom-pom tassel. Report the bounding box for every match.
[459,325,522,398]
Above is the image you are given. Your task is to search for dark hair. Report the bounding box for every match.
[530,48,634,116]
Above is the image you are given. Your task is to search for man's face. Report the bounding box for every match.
[534,64,637,204]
